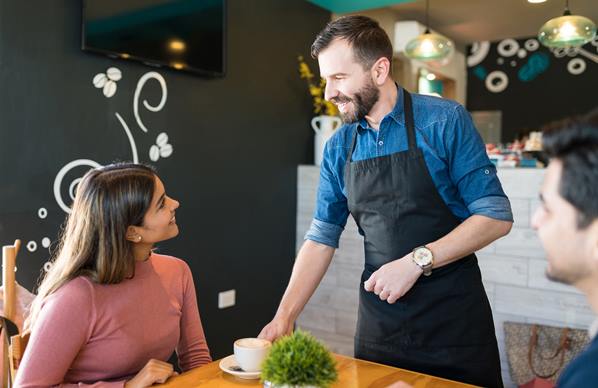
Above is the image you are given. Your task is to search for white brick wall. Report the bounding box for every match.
[295,166,593,388]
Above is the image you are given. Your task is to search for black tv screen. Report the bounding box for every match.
[82,0,226,77]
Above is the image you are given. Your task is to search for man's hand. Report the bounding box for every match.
[125,359,176,388]
[258,315,294,342]
[363,253,422,304]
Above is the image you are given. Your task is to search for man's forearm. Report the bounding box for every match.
[275,240,335,322]
[427,215,512,268]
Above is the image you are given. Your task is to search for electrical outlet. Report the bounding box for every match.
[218,289,236,309]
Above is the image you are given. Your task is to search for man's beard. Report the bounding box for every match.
[332,78,380,124]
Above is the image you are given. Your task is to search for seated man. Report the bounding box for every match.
[387,109,598,388]
[531,109,598,387]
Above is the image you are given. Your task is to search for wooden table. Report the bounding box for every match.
[158,354,478,387]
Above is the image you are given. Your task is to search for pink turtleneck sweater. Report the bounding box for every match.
[15,253,212,387]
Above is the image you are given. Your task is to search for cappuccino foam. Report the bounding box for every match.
[235,338,271,348]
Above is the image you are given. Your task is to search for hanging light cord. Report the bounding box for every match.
[425,0,430,34]
[564,0,571,16]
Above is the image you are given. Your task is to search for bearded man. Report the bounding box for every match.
[260,16,513,388]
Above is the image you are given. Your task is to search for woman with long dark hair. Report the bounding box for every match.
[16,163,211,387]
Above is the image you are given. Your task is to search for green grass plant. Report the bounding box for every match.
[261,330,338,388]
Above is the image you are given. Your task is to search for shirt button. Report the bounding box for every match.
[378,141,384,146]
[485,169,490,175]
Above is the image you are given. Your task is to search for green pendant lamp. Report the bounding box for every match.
[405,0,454,61]
[538,0,596,48]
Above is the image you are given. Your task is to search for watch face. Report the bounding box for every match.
[413,247,432,266]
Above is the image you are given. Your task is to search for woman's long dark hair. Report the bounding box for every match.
[26,163,156,330]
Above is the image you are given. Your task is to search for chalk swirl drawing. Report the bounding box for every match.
[485,70,508,93]
[26,241,37,253]
[467,41,490,67]
[469,36,597,92]
[567,58,586,75]
[54,159,102,213]
[497,39,519,57]
[524,39,539,51]
[41,69,174,269]
[38,207,47,219]
[551,37,598,75]
[134,72,168,133]
[54,69,172,214]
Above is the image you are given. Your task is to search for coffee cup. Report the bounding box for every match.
[233,337,272,372]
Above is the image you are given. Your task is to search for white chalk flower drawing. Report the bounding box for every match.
[36,68,175,270]
[93,67,122,98]
[150,133,174,162]
[57,68,173,213]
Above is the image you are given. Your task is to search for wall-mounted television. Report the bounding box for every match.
[82,0,226,77]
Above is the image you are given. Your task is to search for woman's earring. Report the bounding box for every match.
[137,236,142,242]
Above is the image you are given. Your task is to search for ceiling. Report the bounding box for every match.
[307,0,414,14]
[315,0,598,46]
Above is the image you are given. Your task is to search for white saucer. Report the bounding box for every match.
[219,354,261,380]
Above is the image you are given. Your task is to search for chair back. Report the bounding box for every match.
[2,240,20,388]
[8,332,29,384]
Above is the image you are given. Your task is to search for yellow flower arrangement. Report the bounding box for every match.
[298,56,339,117]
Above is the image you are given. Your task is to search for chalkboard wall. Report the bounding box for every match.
[466,36,598,142]
[0,0,330,359]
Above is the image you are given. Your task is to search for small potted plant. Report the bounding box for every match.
[261,330,338,388]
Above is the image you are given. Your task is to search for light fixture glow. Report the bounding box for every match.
[169,39,186,52]
[404,0,455,62]
[405,32,454,61]
[426,73,437,81]
[538,1,596,48]
[172,62,185,70]
[528,0,547,3]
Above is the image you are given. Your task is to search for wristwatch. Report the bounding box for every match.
[412,246,434,276]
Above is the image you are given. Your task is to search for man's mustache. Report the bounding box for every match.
[331,96,352,104]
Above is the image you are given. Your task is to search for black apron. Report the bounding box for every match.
[345,89,503,388]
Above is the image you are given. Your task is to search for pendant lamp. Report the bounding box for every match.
[405,0,454,61]
[538,0,596,48]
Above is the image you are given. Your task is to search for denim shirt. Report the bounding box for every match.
[306,87,513,249]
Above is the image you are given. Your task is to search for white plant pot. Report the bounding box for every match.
[311,115,342,166]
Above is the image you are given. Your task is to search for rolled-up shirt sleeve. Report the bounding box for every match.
[445,105,514,222]
[304,140,349,248]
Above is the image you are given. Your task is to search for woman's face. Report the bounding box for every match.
[134,175,180,244]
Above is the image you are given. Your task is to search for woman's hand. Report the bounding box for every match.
[125,359,176,388]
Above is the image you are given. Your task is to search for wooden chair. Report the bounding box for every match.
[8,332,29,384]
[1,240,21,387]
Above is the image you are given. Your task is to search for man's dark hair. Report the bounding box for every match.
[543,108,598,229]
[311,15,393,70]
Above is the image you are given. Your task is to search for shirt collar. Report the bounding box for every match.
[357,83,404,133]
[589,318,598,339]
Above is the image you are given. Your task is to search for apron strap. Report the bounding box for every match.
[345,87,416,162]
[347,127,358,162]
[403,89,416,151]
